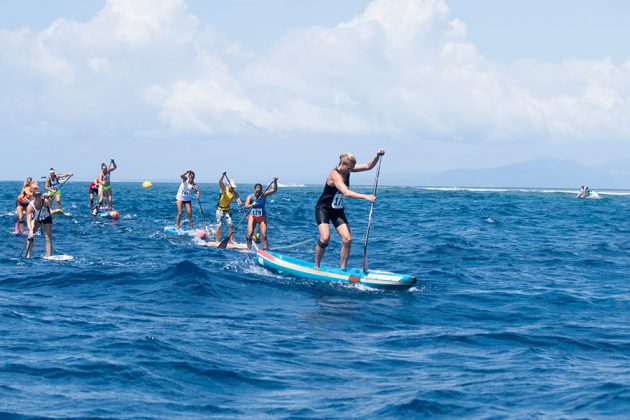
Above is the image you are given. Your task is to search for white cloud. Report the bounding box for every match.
[1,0,630,147]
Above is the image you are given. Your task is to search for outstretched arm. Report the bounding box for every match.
[263,177,279,197]
[353,148,385,172]
[219,172,226,192]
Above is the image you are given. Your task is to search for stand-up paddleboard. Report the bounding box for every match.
[43,254,74,261]
[164,226,206,239]
[99,210,119,219]
[199,241,248,250]
[256,249,416,290]
[51,209,65,215]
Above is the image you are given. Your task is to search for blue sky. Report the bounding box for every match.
[1,0,630,184]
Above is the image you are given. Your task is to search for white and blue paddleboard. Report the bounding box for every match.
[99,210,119,219]
[256,250,416,290]
[164,226,206,239]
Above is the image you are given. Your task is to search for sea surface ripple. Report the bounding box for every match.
[1,182,629,418]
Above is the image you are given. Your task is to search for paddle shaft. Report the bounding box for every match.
[362,156,383,274]
[218,179,275,248]
[196,194,212,234]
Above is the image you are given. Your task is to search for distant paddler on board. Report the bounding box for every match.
[215,172,242,245]
[92,159,117,216]
[175,169,200,230]
[15,176,34,234]
[244,177,278,250]
[45,168,73,212]
[314,148,385,269]
[25,183,54,258]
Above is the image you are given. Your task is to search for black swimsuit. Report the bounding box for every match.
[315,170,349,228]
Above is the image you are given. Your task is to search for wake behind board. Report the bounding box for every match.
[199,241,248,250]
[164,226,206,239]
[256,250,416,290]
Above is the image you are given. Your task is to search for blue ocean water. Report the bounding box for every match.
[1,181,629,418]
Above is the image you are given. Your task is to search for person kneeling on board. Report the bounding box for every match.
[314,149,384,269]
[175,169,200,229]
[215,172,242,245]
[245,177,278,250]
[25,183,54,258]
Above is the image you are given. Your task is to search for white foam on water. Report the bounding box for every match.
[597,191,630,196]
[421,187,509,192]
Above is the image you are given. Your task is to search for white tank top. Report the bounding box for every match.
[49,176,60,189]
[29,201,51,221]
[176,181,194,201]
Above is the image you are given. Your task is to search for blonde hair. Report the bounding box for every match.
[339,153,356,165]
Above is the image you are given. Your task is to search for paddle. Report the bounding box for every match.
[362,155,383,274]
[196,195,214,237]
[218,179,275,249]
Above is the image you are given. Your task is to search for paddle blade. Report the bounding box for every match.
[218,237,229,249]
[91,206,99,217]
[363,255,368,274]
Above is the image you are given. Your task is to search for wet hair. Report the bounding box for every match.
[25,177,33,186]
[254,183,263,190]
[339,153,356,165]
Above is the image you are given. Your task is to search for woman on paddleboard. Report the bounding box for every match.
[25,183,54,258]
[314,149,384,269]
[94,159,117,214]
[88,177,99,208]
[245,177,278,250]
[45,168,73,211]
[176,169,200,229]
[215,172,242,244]
[15,177,34,234]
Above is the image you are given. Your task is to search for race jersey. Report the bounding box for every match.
[316,170,350,210]
[250,194,267,217]
[217,189,236,211]
[176,181,195,201]
[29,201,51,221]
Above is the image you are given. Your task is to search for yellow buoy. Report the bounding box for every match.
[142,181,153,188]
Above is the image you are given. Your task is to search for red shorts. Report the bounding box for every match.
[249,215,267,224]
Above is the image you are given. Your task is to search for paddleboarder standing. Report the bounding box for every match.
[215,172,242,244]
[25,183,54,258]
[93,159,117,214]
[245,177,278,250]
[175,169,200,229]
[314,149,385,269]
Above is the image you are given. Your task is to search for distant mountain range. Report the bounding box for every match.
[383,159,630,189]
